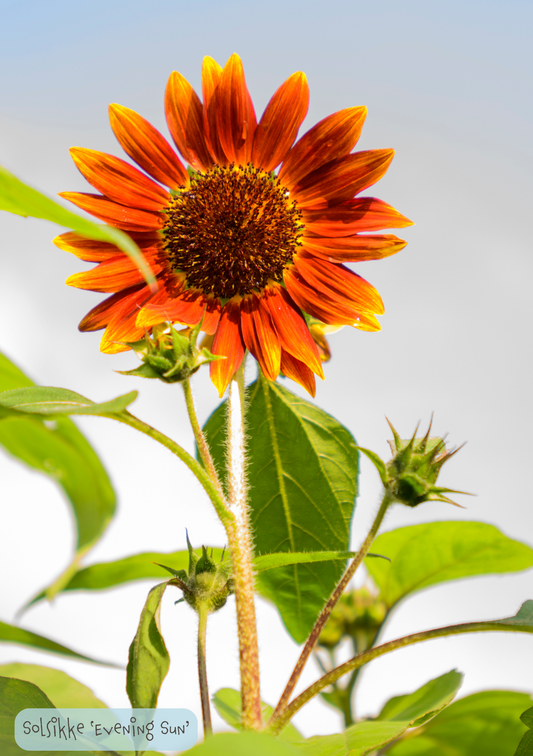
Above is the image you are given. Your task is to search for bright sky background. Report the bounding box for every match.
[1,0,532,740]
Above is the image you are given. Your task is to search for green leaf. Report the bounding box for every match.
[213,688,303,743]
[203,377,358,643]
[126,582,170,709]
[365,522,533,609]
[254,551,356,572]
[0,664,107,708]
[0,352,117,599]
[0,619,119,666]
[387,690,532,756]
[0,164,157,291]
[294,723,408,756]
[188,732,301,756]
[0,386,138,416]
[515,707,533,755]
[377,670,463,727]
[294,671,463,756]
[0,676,55,756]
[27,549,225,605]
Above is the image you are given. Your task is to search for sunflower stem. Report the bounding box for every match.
[182,378,225,500]
[197,606,213,737]
[225,362,262,730]
[269,490,393,731]
[107,410,234,529]
[270,616,527,734]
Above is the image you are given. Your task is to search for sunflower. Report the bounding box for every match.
[54,54,412,397]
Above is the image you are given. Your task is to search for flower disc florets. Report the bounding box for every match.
[163,164,303,299]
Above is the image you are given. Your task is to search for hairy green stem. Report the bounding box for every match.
[197,607,212,737]
[182,378,225,500]
[225,364,262,730]
[271,619,527,733]
[270,491,393,729]
[107,410,233,529]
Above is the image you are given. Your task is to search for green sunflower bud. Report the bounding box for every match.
[318,587,387,652]
[358,418,471,508]
[157,533,233,615]
[118,319,224,383]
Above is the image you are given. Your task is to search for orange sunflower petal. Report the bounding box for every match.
[202,57,228,165]
[165,71,214,171]
[284,266,381,328]
[303,197,414,236]
[252,72,309,171]
[303,235,406,262]
[101,286,165,354]
[109,104,189,190]
[280,350,316,397]
[66,250,163,293]
[59,192,164,232]
[69,148,170,211]
[53,231,162,262]
[210,299,246,397]
[79,286,144,332]
[278,107,367,189]
[292,149,395,209]
[215,53,257,164]
[240,294,281,381]
[137,284,221,334]
[264,285,323,377]
[294,254,384,314]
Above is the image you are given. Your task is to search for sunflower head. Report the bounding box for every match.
[55,53,412,397]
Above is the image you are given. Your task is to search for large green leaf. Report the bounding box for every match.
[515,707,533,755]
[189,732,301,756]
[203,377,359,643]
[126,582,170,709]
[0,386,137,417]
[293,671,463,756]
[387,690,532,756]
[295,722,409,756]
[0,676,55,756]
[0,619,118,666]
[0,664,107,708]
[0,164,156,290]
[213,688,303,743]
[0,353,117,598]
[377,670,463,727]
[365,522,533,609]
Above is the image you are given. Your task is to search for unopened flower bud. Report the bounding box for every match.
[358,418,470,508]
[319,586,387,652]
[118,319,224,383]
[157,533,233,615]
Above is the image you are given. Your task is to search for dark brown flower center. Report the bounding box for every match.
[163,164,303,299]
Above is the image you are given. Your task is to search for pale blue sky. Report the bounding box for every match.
[1,0,533,737]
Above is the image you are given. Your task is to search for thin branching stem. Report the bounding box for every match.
[270,619,527,733]
[182,378,225,500]
[197,607,212,737]
[107,410,233,529]
[269,491,393,730]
